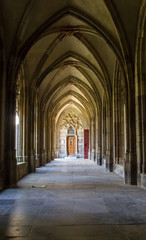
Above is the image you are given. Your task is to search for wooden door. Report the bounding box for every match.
[84,129,89,159]
[67,136,75,155]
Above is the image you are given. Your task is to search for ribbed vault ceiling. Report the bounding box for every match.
[0,0,141,124]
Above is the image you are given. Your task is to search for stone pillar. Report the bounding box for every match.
[35,103,40,165]
[40,110,46,166]
[47,113,52,162]
[0,24,6,190]
[114,76,120,164]
[124,84,137,185]
[95,112,99,163]
[53,118,57,158]
[51,117,55,160]
[18,84,24,157]
[44,114,48,163]
[106,105,113,172]
[141,94,146,186]
[91,117,95,161]
[140,11,146,188]
[135,26,146,187]
[5,89,17,187]
[101,100,106,165]
[27,98,35,173]
[0,51,6,189]
[97,112,102,165]
[55,126,59,158]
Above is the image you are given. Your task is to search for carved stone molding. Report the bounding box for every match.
[61,112,83,130]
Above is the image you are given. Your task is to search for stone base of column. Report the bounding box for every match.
[28,155,35,173]
[35,159,40,168]
[97,158,101,165]
[137,173,146,189]
[113,164,124,177]
[43,153,47,165]
[51,151,54,160]
[124,153,137,185]
[97,153,102,165]
[141,174,146,189]
[101,158,106,167]
[88,151,90,160]
[35,154,40,168]
[40,149,47,166]
[137,172,141,186]
[6,149,17,188]
[101,157,113,171]
[0,170,4,190]
[91,149,95,162]
[40,153,46,166]
[105,152,113,172]
[47,152,52,162]
[106,162,113,172]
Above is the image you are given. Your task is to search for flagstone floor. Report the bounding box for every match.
[0,158,146,240]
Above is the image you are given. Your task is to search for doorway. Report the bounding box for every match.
[67,136,76,156]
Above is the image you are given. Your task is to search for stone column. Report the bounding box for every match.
[55,125,59,158]
[35,103,40,165]
[95,112,98,163]
[101,100,106,166]
[53,118,57,158]
[18,83,24,157]
[91,117,95,161]
[135,27,146,187]
[47,112,52,162]
[51,117,55,160]
[5,89,17,187]
[40,110,46,166]
[27,97,35,173]
[140,3,146,189]
[97,112,102,165]
[105,104,113,172]
[114,76,120,164]
[124,80,137,185]
[0,24,7,190]
[0,50,6,189]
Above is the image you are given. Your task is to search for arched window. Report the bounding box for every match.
[68,126,74,134]
[15,66,26,163]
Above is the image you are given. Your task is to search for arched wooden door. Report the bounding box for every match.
[67,136,76,156]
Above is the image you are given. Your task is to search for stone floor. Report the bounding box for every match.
[0,158,146,240]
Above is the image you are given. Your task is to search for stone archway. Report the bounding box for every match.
[55,111,88,158]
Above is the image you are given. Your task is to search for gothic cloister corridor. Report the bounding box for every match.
[0,0,146,239]
[0,158,146,240]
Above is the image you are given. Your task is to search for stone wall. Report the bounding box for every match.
[17,162,28,180]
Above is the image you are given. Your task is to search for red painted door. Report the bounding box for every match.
[84,129,89,159]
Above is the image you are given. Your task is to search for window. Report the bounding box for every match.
[68,126,74,134]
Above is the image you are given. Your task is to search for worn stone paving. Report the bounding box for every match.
[0,158,146,240]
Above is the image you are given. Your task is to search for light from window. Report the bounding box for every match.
[16,113,19,125]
